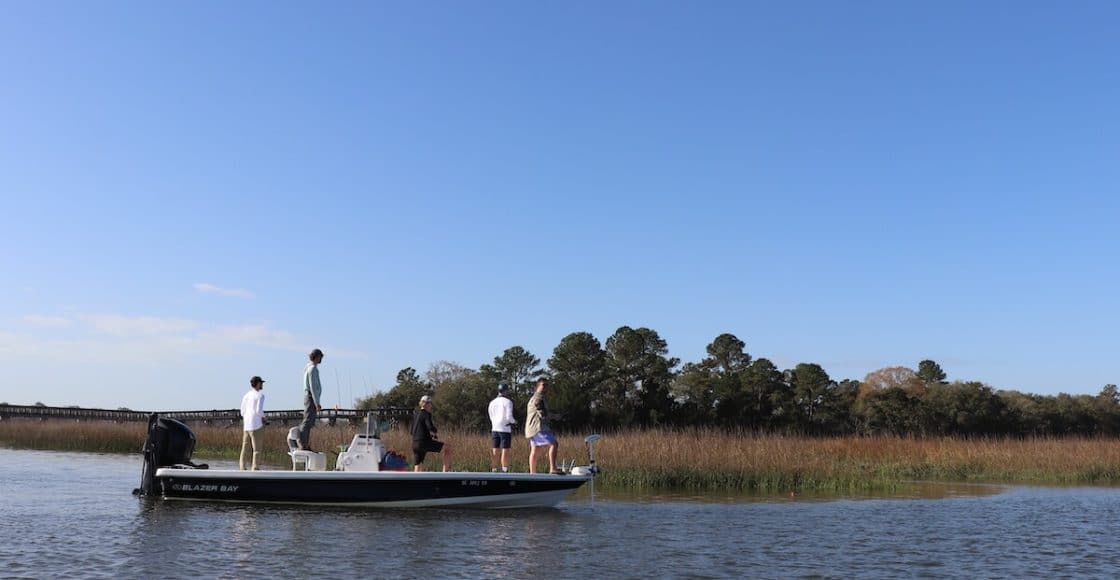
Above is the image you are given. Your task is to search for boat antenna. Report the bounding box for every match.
[334,369,344,454]
[334,368,342,410]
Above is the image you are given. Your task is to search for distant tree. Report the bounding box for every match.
[673,333,752,426]
[293,334,1120,438]
[603,326,679,426]
[948,382,1009,435]
[769,369,799,431]
[479,346,541,400]
[1008,392,1095,437]
[547,332,607,430]
[365,362,488,432]
[740,358,786,429]
[425,361,491,430]
[861,366,922,398]
[860,387,921,435]
[788,363,841,433]
[1054,393,1097,435]
[116,407,132,412]
[706,333,751,374]
[913,385,950,435]
[830,379,862,434]
[1093,384,1120,435]
[358,367,431,410]
[672,361,717,425]
[909,381,1009,436]
[998,390,1048,435]
[707,334,752,425]
[34,401,46,407]
[917,360,948,385]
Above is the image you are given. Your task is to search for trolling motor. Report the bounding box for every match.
[565,434,603,503]
[134,413,208,496]
[569,434,602,476]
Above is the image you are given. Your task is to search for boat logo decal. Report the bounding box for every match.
[171,483,240,493]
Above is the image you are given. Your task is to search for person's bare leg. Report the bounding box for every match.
[548,444,557,473]
[491,447,499,470]
[500,448,509,471]
[414,460,423,472]
[528,445,538,474]
[441,445,451,472]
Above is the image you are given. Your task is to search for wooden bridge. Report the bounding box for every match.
[0,404,414,426]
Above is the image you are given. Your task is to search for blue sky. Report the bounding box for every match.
[2,1,1118,410]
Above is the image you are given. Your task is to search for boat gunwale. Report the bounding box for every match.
[155,467,594,482]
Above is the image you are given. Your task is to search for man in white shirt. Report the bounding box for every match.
[488,383,517,472]
[240,376,266,470]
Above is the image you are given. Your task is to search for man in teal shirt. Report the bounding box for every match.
[298,348,324,450]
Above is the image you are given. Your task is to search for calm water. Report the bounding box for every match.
[4,448,1120,578]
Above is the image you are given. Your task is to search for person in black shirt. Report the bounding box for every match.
[411,395,452,471]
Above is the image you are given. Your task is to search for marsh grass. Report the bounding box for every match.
[5,420,1120,491]
[590,428,1120,491]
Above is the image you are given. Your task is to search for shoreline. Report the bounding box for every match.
[5,420,1120,491]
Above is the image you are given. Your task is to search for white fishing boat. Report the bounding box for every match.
[134,414,600,509]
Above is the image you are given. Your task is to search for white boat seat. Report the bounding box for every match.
[286,426,326,471]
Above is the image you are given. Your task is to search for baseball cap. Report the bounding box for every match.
[497,383,509,393]
[250,376,265,386]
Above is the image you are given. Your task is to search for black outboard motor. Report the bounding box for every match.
[135,413,208,496]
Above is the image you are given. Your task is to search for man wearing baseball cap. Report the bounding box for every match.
[239,376,266,470]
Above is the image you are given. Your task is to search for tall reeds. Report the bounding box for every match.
[5,420,1120,491]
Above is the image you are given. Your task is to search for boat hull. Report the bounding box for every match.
[154,469,591,509]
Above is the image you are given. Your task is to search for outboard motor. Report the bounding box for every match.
[135,413,208,496]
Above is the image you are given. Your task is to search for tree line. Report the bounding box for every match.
[358,328,1120,437]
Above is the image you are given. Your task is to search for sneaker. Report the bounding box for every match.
[549,469,565,475]
[491,468,499,472]
[501,467,509,473]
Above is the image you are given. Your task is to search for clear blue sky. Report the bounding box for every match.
[2,1,1118,410]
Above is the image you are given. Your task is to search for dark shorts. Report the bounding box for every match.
[412,439,444,463]
[491,431,512,449]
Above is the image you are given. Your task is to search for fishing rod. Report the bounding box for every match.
[334,368,345,458]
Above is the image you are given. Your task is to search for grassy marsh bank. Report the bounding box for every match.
[5,420,1120,491]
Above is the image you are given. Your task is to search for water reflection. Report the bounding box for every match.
[127,500,190,574]
[229,507,261,566]
[589,480,1007,504]
[476,512,535,577]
